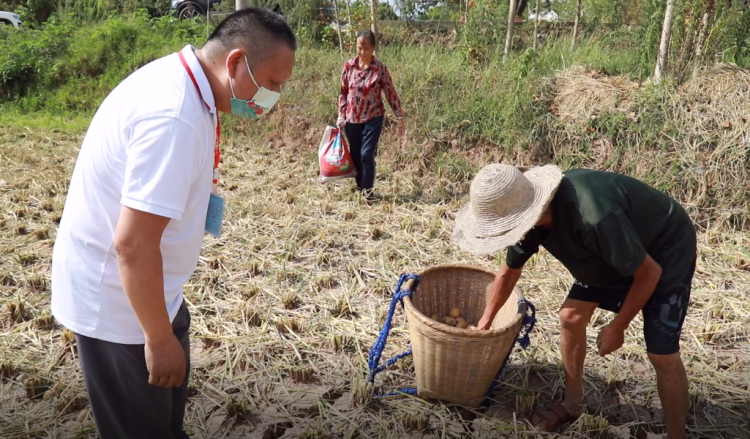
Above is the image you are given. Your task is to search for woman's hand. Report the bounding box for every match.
[397,119,405,138]
[337,118,346,129]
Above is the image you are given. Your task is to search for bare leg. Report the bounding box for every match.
[531,299,598,429]
[648,352,688,439]
[559,299,598,416]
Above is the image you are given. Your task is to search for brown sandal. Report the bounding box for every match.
[528,402,576,432]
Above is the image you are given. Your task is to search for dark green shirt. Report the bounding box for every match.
[507,169,696,292]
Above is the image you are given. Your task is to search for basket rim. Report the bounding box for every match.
[402,264,526,339]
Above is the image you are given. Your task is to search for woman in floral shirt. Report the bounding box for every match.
[337,29,404,204]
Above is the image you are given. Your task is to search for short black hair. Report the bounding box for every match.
[356,29,377,48]
[205,7,297,68]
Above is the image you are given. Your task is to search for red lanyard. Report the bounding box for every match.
[178,50,221,186]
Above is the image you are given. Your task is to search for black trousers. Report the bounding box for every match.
[75,301,191,439]
[344,115,384,193]
[517,0,529,16]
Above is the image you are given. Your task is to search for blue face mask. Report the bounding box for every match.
[228,56,280,119]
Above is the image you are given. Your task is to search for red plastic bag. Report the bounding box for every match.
[318,125,356,183]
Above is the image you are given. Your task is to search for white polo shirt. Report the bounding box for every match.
[51,45,217,344]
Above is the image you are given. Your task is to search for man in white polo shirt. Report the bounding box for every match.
[50,8,295,439]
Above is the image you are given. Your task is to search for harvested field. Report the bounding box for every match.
[1,120,749,438]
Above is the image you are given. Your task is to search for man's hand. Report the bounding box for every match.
[397,119,405,137]
[145,334,186,387]
[476,317,492,330]
[596,323,625,356]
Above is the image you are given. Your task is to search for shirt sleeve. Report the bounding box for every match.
[585,209,648,277]
[380,64,404,118]
[121,116,206,221]
[506,230,541,269]
[338,63,349,120]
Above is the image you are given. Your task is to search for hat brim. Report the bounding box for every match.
[453,165,563,255]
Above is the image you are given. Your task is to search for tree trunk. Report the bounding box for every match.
[571,0,582,50]
[504,0,519,63]
[695,1,713,61]
[674,7,696,79]
[345,0,354,42]
[370,0,379,44]
[654,0,676,85]
[533,0,540,50]
[333,0,344,53]
[235,0,250,10]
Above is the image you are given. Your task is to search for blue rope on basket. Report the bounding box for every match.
[367,272,537,403]
[367,273,420,397]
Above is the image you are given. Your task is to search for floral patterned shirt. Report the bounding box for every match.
[338,57,404,124]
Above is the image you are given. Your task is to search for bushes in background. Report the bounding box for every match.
[0,12,204,110]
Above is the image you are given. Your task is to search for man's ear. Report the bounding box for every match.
[225,49,246,79]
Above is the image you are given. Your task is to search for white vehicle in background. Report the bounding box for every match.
[0,11,22,28]
[529,10,560,22]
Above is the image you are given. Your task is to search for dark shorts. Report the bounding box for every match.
[567,259,696,355]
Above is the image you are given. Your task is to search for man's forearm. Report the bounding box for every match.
[611,278,656,331]
[480,264,522,325]
[114,206,173,344]
[612,255,662,331]
[116,245,172,344]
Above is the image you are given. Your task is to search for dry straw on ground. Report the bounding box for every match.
[1,72,749,437]
[1,123,749,439]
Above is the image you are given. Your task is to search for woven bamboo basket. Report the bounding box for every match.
[402,264,526,408]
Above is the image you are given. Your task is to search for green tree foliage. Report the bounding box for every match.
[1,0,173,24]
[458,0,509,64]
[705,1,750,65]
[0,12,204,108]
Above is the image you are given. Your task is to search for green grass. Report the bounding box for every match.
[0,109,92,133]
[245,34,647,148]
[0,12,648,143]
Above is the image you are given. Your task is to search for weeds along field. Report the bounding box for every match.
[2,18,750,438]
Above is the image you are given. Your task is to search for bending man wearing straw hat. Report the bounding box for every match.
[453,164,696,437]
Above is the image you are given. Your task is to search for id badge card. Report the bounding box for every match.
[205,192,225,237]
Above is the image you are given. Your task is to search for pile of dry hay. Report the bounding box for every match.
[546,63,750,230]
[549,66,640,129]
[676,63,750,133]
[671,64,750,222]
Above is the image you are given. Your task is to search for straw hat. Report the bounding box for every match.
[453,164,563,255]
